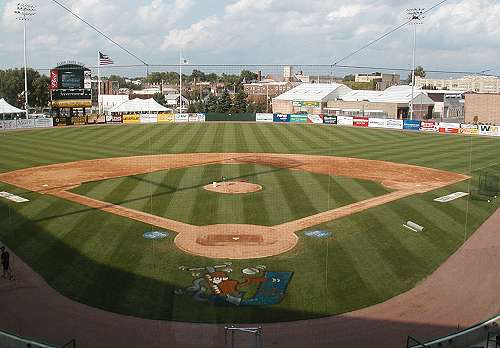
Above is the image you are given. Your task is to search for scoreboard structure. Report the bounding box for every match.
[50,62,92,118]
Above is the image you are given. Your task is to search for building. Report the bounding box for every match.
[243,82,300,98]
[165,94,189,109]
[272,83,352,115]
[326,85,435,119]
[415,75,500,93]
[355,73,401,90]
[283,66,294,82]
[464,93,500,125]
[422,90,465,121]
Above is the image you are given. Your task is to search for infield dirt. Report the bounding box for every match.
[0,153,468,259]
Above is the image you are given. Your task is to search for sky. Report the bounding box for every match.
[1,0,500,78]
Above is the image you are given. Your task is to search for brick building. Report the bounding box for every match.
[464,93,500,125]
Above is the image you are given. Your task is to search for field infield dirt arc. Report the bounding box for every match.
[0,153,468,259]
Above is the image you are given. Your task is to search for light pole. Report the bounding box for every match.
[406,8,424,120]
[14,3,36,119]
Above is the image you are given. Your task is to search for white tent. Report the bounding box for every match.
[0,98,24,114]
[109,98,172,113]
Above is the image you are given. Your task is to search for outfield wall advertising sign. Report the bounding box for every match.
[256,113,274,123]
[290,114,308,123]
[52,116,68,126]
[16,119,36,129]
[158,113,175,123]
[307,114,323,124]
[479,124,500,136]
[323,116,337,124]
[337,116,353,126]
[188,114,199,122]
[460,124,479,135]
[403,119,421,131]
[70,116,86,126]
[420,121,438,132]
[34,118,54,128]
[108,115,123,124]
[368,118,387,128]
[123,114,140,124]
[140,114,157,124]
[273,114,290,123]
[175,113,189,123]
[3,120,17,130]
[353,117,369,127]
[196,113,206,122]
[385,119,403,129]
[439,122,460,134]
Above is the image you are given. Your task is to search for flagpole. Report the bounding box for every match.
[179,50,182,113]
[97,51,101,115]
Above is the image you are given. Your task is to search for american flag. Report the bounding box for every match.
[99,52,114,66]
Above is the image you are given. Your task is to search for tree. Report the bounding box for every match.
[187,103,196,113]
[407,66,426,84]
[343,74,355,82]
[191,69,206,82]
[216,89,232,113]
[231,91,248,113]
[153,92,166,106]
[31,75,50,108]
[240,70,258,82]
[205,94,219,112]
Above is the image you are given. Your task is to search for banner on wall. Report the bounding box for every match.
[460,124,479,135]
[70,116,87,126]
[87,114,106,124]
[439,122,460,134]
[337,116,353,126]
[368,118,387,128]
[16,119,36,129]
[123,114,140,124]
[292,101,320,107]
[307,114,323,124]
[479,124,500,137]
[353,117,369,127]
[385,119,403,129]
[273,114,290,123]
[420,121,438,132]
[108,115,123,124]
[256,113,274,123]
[175,113,189,123]
[140,114,157,124]
[290,114,308,123]
[196,113,206,122]
[52,116,68,126]
[158,113,175,123]
[188,114,199,122]
[323,116,337,124]
[403,119,421,131]
[3,120,17,130]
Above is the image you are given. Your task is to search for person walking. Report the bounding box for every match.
[1,246,13,281]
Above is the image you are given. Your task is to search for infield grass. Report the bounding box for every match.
[0,123,499,323]
[71,163,390,226]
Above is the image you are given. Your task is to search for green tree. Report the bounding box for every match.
[231,91,248,113]
[240,70,258,82]
[153,92,166,106]
[31,75,50,107]
[407,66,426,83]
[343,74,355,82]
[216,89,232,113]
[187,103,196,113]
[205,94,219,112]
[191,69,206,82]
[0,68,47,108]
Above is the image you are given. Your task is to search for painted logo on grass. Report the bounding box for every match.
[305,230,333,239]
[143,231,169,240]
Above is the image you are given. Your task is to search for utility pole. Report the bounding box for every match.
[15,3,36,119]
[406,8,425,120]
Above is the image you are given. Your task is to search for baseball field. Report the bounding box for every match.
[0,123,498,324]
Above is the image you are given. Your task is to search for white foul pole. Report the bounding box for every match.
[97,51,101,115]
[179,51,183,112]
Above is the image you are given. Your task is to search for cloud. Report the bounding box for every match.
[328,5,364,19]
[161,16,220,51]
[225,0,273,16]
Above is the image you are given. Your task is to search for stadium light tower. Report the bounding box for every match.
[14,3,37,119]
[406,8,424,120]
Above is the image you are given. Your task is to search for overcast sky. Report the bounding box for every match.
[1,0,500,77]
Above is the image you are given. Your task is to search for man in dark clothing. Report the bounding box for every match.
[1,246,13,280]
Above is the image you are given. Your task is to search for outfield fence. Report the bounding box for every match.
[1,113,500,138]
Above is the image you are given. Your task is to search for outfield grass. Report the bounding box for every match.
[71,163,390,226]
[0,123,499,323]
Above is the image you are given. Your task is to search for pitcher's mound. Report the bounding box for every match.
[204,181,262,194]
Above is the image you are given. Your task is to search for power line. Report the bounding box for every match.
[332,0,449,66]
[49,0,148,66]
